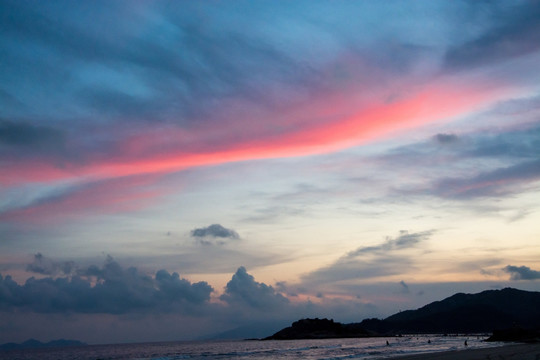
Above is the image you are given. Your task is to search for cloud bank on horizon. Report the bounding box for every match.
[2,253,540,343]
[1,0,540,344]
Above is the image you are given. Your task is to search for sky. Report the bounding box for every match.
[1,0,540,345]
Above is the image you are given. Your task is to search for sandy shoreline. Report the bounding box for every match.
[392,343,540,360]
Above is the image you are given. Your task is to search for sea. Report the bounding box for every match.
[0,336,504,360]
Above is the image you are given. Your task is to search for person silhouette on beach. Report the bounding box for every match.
[464,340,468,346]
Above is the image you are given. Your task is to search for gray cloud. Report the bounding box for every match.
[503,265,540,280]
[386,123,540,167]
[434,133,459,144]
[377,124,540,202]
[0,0,460,155]
[8,256,530,344]
[464,126,540,159]
[444,2,540,70]
[274,281,298,297]
[399,280,410,294]
[220,266,289,310]
[433,158,540,199]
[302,256,413,287]
[4,0,538,191]
[1,256,213,314]
[302,231,433,286]
[0,263,384,343]
[26,253,75,276]
[0,120,65,155]
[108,240,292,276]
[1,0,325,127]
[191,224,240,245]
[346,230,432,257]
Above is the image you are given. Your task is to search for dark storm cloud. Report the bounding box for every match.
[220,266,289,310]
[0,256,213,313]
[191,224,239,241]
[302,231,433,286]
[503,265,540,280]
[444,2,540,70]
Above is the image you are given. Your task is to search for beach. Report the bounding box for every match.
[395,343,540,360]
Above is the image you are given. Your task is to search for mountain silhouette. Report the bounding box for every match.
[0,338,86,350]
[265,318,371,340]
[266,288,540,340]
[362,287,540,334]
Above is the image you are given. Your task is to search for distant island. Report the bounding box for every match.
[265,288,540,342]
[0,338,87,351]
[265,318,372,340]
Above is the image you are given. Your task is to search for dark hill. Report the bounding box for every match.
[264,318,371,340]
[265,288,540,340]
[361,288,540,334]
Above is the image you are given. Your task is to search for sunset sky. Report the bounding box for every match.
[1,0,540,344]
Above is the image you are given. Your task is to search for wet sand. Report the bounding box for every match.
[394,343,540,360]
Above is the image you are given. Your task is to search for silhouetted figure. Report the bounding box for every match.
[386,340,389,346]
[464,340,468,346]
[428,339,431,344]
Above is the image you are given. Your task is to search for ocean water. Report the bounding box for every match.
[0,336,504,360]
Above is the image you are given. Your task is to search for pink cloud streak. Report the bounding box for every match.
[1,75,515,187]
[0,175,165,224]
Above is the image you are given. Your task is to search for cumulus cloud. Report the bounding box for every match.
[220,266,289,310]
[1,256,213,314]
[0,258,411,342]
[26,253,75,276]
[275,281,299,297]
[503,265,540,280]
